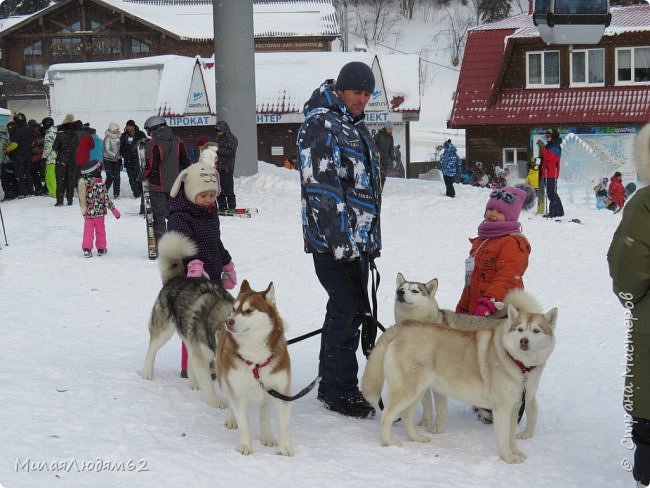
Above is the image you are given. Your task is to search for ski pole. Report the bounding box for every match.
[0,204,8,245]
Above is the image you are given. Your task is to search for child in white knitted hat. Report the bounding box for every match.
[167,161,236,377]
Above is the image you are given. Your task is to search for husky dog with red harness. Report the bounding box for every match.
[216,280,294,456]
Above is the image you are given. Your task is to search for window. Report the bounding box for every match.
[57,21,81,33]
[131,38,151,54]
[616,47,650,84]
[24,40,42,56]
[91,37,121,55]
[571,49,604,86]
[526,51,560,87]
[25,63,46,79]
[51,37,82,56]
[503,148,529,179]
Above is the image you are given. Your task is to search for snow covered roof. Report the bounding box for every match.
[471,5,650,39]
[449,5,650,128]
[0,0,339,41]
[44,52,420,128]
[255,52,420,114]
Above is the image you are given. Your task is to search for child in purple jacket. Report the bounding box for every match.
[167,161,237,377]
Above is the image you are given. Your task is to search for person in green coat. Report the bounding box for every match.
[608,122,650,488]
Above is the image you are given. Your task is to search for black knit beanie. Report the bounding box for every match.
[335,62,375,93]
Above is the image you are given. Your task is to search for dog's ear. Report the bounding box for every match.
[396,272,405,287]
[425,278,438,295]
[264,282,276,305]
[240,279,251,292]
[544,307,558,330]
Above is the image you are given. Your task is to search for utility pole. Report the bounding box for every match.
[212,0,258,177]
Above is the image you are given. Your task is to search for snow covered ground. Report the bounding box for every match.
[0,163,634,488]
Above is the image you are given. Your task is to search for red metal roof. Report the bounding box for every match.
[448,6,650,128]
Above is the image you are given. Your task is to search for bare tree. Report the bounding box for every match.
[400,0,417,19]
[440,2,474,66]
[351,0,401,44]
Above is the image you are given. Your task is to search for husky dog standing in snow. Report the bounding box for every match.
[216,280,294,456]
[142,231,234,409]
[394,272,508,427]
[364,289,557,463]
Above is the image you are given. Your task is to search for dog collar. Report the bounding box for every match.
[238,355,272,380]
[507,352,536,374]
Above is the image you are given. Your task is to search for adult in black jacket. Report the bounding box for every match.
[9,113,36,197]
[215,120,238,210]
[119,120,147,199]
[373,122,395,189]
[52,115,79,206]
[142,115,191,243]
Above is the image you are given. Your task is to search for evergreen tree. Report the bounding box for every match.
[0,0,50,19]
[479,0,510,23]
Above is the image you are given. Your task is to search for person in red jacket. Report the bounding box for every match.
[540,129,564,218]
[608,171,626,212]
[456,184,534,423]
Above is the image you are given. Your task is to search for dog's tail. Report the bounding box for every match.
[503,289,542,314]
[361,325,401,405]
[157,231,198,284]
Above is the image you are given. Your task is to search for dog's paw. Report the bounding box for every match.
[207,397,227,409]
[429,423,446,434]
[236,444,252,455]
[260,435,277,448]
[141,366,153,380]
[277,445,294,457]
[224,418,238,430]
[500,450,526,464]
[516,429,534,440]
[411,434,431,443]
[417,418,434,428]
[381,438,403,447]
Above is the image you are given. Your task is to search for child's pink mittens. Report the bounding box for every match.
[221,261,237,290]
[187,259,210,279]
[473,296,497,317]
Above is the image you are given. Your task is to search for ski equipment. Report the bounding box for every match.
[137,140,158,260]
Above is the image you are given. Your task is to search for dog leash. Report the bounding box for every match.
[262,376,322,402]
[266,257,385,403]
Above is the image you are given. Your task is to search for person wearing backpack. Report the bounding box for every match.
[440,139,461,197]
[142,115,192,245]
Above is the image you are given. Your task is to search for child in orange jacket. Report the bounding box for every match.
[456,185,534,316]
[456,185,534,424]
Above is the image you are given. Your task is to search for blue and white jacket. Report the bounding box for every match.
[440,141,461,177]
[297,80,382,261]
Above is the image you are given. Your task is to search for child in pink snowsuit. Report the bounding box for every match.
[78,160,120,257]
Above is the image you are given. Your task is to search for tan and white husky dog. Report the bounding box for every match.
[393,272,506,426]
[365,286,557,463]
[216,280,294,456]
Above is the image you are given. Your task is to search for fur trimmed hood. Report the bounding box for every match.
[635,123,650,184]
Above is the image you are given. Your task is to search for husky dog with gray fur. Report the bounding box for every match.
[394,272,507,427]
[368,285,557,463]
[142,231,234,409]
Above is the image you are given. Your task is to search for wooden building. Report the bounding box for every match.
[0,0,339,112]
[448,5,650,181]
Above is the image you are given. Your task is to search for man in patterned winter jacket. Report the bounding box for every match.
[297,61,381,419]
